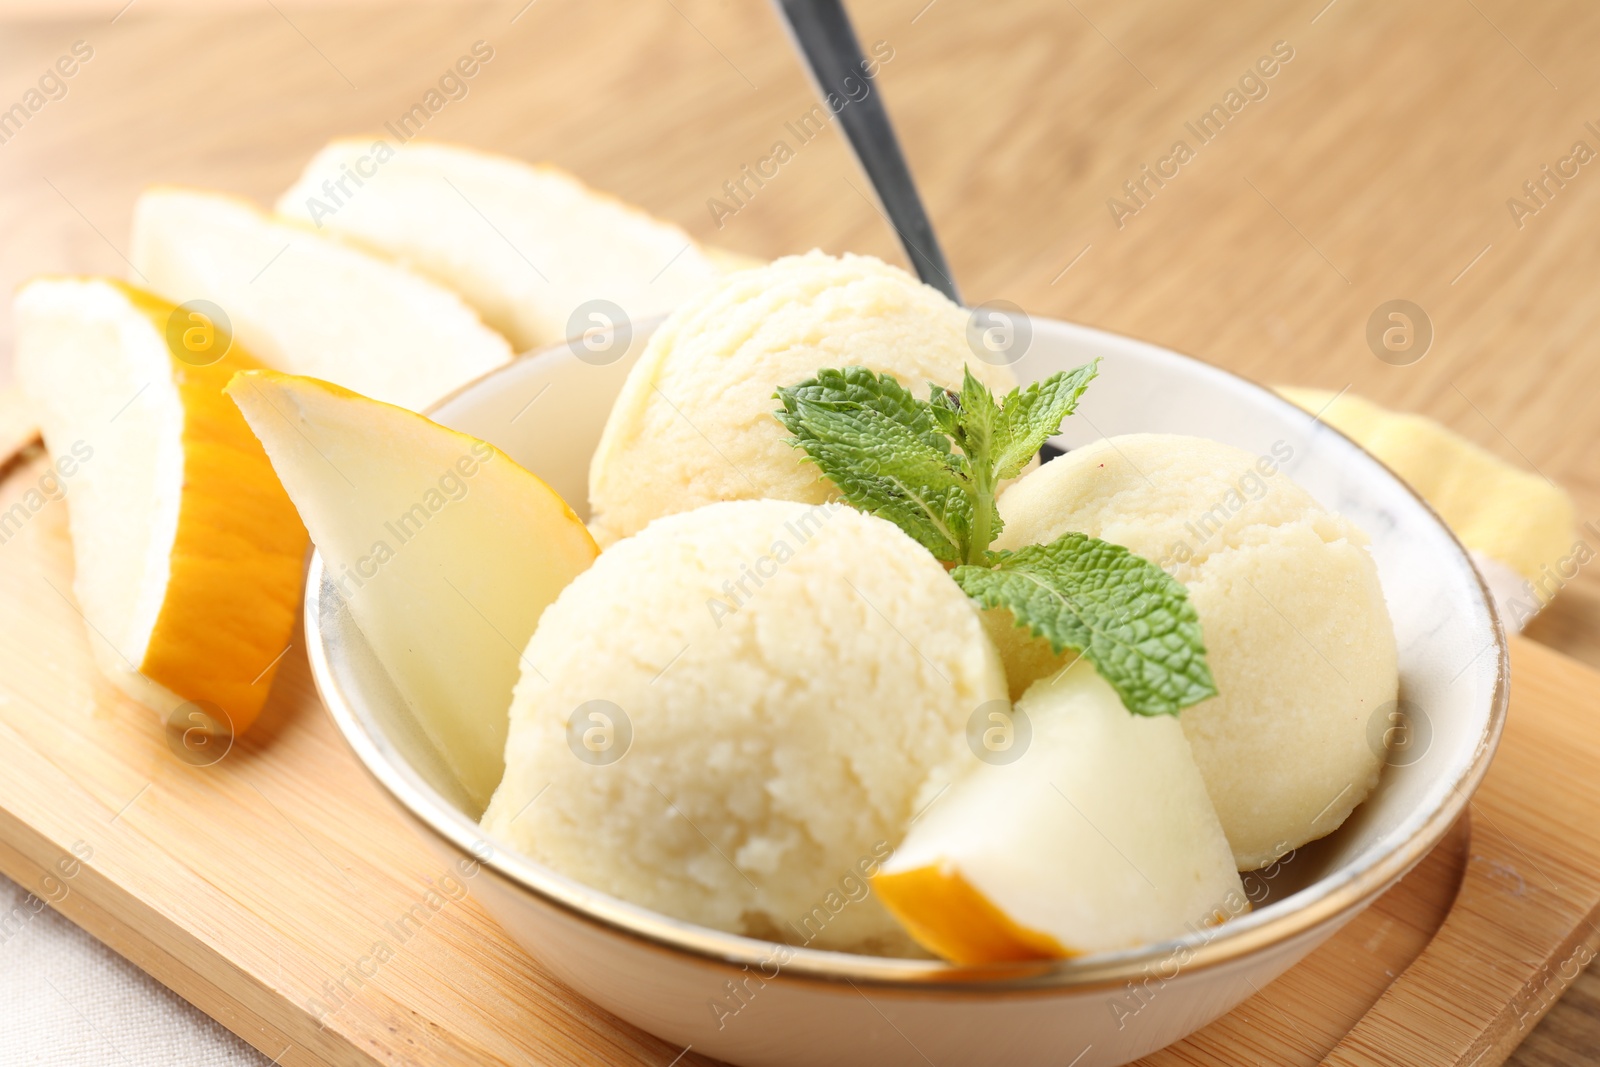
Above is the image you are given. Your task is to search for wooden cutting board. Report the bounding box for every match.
[1,446,1598,1067]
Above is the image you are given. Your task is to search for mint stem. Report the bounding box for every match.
[968,465,996,565]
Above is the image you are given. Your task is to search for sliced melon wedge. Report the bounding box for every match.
[228,371,598,811]
[0,387,41,466]
[131,186,513,412]
[875,665,1244,964]
[13,277,308,735]
[275,139,750,351]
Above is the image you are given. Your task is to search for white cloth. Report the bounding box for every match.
[0,873,266,1066]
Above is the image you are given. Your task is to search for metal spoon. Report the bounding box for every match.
[771,0,963,305]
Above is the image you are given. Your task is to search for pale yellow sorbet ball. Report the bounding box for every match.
[586,250,1017,545]
[989,434,1398,870]
[481,499,1009,953]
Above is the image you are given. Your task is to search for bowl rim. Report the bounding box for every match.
[305,315,1509,994]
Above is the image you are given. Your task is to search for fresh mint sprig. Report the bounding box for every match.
[775,359,1217,717]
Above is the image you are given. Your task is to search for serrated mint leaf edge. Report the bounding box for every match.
[953,534,1218,717]
[992,359,1100,479]
[777,397,971,561]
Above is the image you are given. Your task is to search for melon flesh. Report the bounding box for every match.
[132,186,513,412]
[275,139,739,351]
[875,664,1245,963]
[229,371,598,811]
[14,277,307,733]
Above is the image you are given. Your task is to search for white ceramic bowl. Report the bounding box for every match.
[305,317,1507,1067]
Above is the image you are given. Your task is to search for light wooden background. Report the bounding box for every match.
[1,0,1597,1061]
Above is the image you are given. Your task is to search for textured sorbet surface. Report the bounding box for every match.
[481,499,1009,953]
[586,250,1016,545]
[989,433,1399,870]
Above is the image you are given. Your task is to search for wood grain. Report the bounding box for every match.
[1324,640,1600,1067]
[1,0,1599,1061]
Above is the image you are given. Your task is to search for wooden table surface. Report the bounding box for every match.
[1,0,1597,1062]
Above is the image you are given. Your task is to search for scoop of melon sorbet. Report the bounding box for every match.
[481,498,1009,954]
[585,250,1016,545]
[987,433,1398,870]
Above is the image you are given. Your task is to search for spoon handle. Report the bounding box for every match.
[771,0,963,305]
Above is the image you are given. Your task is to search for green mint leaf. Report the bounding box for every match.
[780,367,955,460]
[776,369,973,561]
[991,360,1100,480]
[952,533,1216,716]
